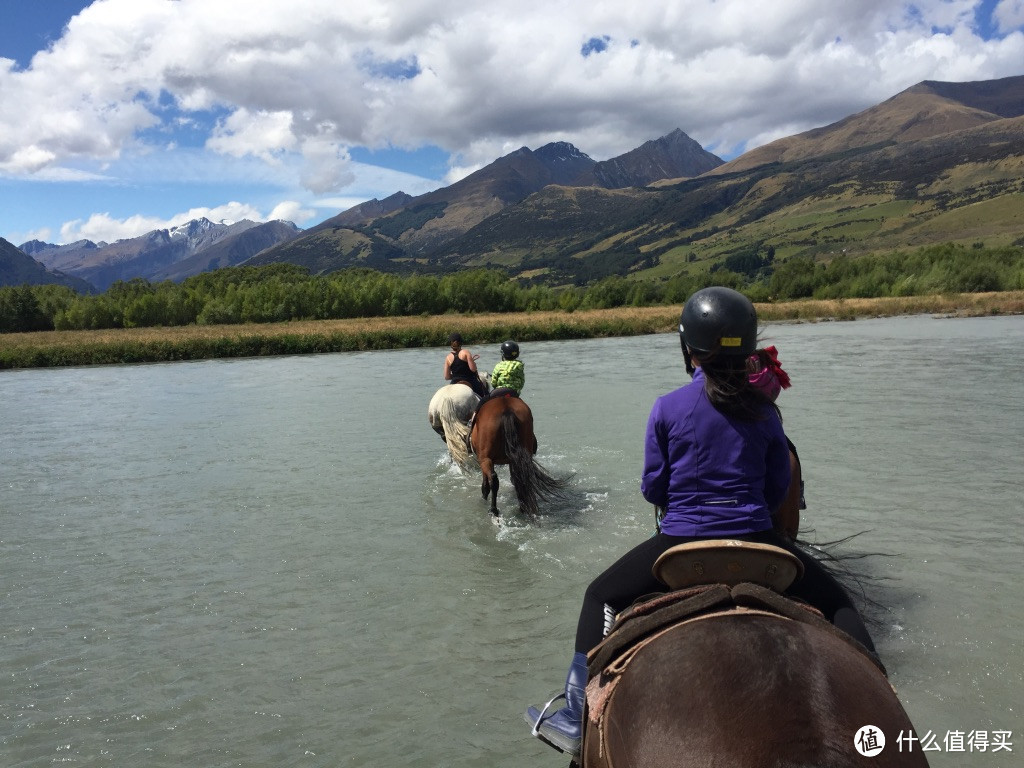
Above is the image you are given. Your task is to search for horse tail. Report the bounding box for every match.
[439,394,475,470]
[500,409,570,516]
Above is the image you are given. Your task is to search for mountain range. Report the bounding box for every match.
[17,218,301,291]
[1,237,93,292]
[246,129,723,274]
[3,73,1023,291]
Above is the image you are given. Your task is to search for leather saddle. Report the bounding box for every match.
[587,540,885,682]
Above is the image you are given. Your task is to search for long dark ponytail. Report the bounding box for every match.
[699,351,780,421]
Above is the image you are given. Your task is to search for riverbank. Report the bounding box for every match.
[2,291,1022,369]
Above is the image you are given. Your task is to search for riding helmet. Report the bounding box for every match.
[500,340,520,360]
[679,286,757,359]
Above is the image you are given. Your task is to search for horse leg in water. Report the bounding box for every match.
[472,398,509,516]
[479,455,500,516]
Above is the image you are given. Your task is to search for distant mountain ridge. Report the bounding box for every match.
[306,192,414,233]
[20,218,300,291]
[4,128,730,289]
[710,74,1024,175]
[6,74,1024,293]
[254,128,724,271]
[152,220,301,282]
[919,75,1024,117]
[22,238,108,256]
[1,237,94,291]
[575,129,723,188]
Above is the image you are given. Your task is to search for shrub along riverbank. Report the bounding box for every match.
[2,291,1021,369]
[3,243,1024,336]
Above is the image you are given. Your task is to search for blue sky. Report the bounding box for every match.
[1,0,1022,247]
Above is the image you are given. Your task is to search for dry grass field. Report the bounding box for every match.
[2,291,1022,369]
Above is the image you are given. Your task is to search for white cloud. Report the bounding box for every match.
[994,0,1024,31]
[268,200,317,225]
[206,109,297,160]
[20,226,54,244]
[314,196,375,211]
[0,145,58,174]
[60,213,168,244]
[298,135,356,194]
[58,201,280,243]
[3,0,1023,241]
[443,163,484,186]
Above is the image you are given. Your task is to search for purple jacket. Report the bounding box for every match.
[641,369,791,537]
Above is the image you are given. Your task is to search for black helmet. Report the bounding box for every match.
[500,340,520,360]
[448,332,463,345]
[679,287,757,361]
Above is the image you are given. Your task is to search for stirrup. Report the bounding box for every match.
[527,692,566,738]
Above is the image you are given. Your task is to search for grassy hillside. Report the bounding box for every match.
[460,117,1024,285]
[248,227,409,273]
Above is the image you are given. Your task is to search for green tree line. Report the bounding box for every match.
[2,244,1023,334]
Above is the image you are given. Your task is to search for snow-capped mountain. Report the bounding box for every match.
[25,218,299,290]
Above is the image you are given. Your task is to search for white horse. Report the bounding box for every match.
[427,375,489,469]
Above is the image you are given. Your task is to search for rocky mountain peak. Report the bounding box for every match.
[534,141,592,164]
[572,128,723,188]
[168,217,217,241]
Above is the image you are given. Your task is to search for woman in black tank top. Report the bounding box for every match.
[444,333,488,397]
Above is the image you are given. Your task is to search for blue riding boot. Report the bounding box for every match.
[524,652,588,755]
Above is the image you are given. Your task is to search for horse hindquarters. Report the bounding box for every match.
[473,396,567,517]
[430,385,479,469]
[586,615,927,768]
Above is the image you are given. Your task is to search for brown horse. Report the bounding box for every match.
[773,446,802,540]
[578,549,929,768]
[469,394,568,516]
